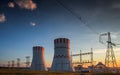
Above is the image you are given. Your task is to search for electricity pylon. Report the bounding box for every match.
[26,56,30,68]
[99,32,117,68]
[17,58,20,67]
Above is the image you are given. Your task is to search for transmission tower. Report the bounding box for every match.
[26,56,30,68]
[17,58,20,67]
[99,32,117,68]
[8,61,10,67]
[11,60,15,68]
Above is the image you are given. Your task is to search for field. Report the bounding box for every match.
[0,69,120,75]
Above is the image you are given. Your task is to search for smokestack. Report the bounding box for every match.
[30,46,47,71]
[51,38,74,72]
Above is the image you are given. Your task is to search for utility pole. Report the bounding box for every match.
[91,48,94,72]
[71,51,72,63]
[91,48,93,66]
[80,50,82,63]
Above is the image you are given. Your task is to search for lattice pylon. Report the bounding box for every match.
[105,32,117,68]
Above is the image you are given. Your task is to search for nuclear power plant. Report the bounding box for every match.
[30,38,74,72]
[51,38,74,71]
[1,37,119,74]
[30,46,47,71]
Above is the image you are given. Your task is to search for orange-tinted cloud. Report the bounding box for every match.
[8,2,15,8]
[15,0,37,10]
[0,14,6,23]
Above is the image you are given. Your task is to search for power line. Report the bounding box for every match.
[55,0,99,35]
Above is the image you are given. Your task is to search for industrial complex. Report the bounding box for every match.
[0,35,120,75]
[30,38,74,72]
[0,0,120,74]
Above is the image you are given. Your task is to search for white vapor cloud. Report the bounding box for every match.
[15,0,37,10]
[30,22,36,26]
[0,14,6,23]
[8,2,15,8]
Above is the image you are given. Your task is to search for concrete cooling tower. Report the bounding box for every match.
[30,46,47,71]
[51,38,74,72]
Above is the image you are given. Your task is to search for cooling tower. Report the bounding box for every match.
[51,38,74,72]
[30,46,47,71]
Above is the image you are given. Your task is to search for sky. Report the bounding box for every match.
[0,0,120,67]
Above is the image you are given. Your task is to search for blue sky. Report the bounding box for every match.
[0,0,120,67]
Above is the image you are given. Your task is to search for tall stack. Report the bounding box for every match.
[51,38,74,71]
[30,46,47,71]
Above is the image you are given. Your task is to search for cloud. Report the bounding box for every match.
[112,3,120,9]
[30,22,36,26]
[110,32,120,40]
[15,0,37,10]
[0,14,6,23]
[8,2,15,8]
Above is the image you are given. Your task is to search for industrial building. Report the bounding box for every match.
[30,46,47,71]
[51,38,74,72]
